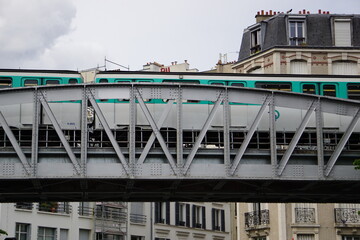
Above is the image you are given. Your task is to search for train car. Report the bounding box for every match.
[94,71,360,132]
[0,69,83,129]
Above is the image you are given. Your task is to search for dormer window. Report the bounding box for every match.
[289,20,305,45]
[251,28,261,54]
[334,18,351,46]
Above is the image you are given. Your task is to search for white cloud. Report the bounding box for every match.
[0,0,76,67]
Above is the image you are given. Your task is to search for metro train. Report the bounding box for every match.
[0,69,359,144]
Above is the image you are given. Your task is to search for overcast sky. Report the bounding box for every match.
[0,0,359,71]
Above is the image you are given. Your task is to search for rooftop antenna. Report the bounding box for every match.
[104,57,130,71]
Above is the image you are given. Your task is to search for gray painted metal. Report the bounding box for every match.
[0,83,359,202]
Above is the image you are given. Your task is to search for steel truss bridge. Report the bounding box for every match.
[0,83,359,202]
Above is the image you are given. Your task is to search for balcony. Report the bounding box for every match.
[78,206,94,217]
[295,208,316,224]
[15,202,33,210]
[245,210,270,228]
[38,202,72,214]
[335,208,360,225]
[130,213,146,224]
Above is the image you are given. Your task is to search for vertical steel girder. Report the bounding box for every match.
[269,95,277,177]
[324,108,360,176]
[87,91,130,176]
[0,111,31,175]
[316,101,325,179]
[176,88,183,168]
[229,95,271,176]
[277,100,317,176]
[31,90,40,176]
[223,90,231,171]
[183,92,225,175]
[39,92,81,175]
[80,88,88,177]
[136,89,178,175]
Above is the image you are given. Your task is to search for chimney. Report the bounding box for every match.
[318,9,321,14]
[184,60,188,63]
[255,9,277,23]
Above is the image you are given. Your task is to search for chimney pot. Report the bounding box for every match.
[303,9,306,14]
[270,10,272,15]
[307,11,310,14]
[327,11,330,14]
[318,9,321,14]
[257,11,260,15]
[299,10,302,14]
[261,10,264,15]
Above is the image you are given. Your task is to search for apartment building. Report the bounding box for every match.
[0,201,231,240]
[230,9,360,240]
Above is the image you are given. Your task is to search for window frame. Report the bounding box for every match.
[288,16,306,46]
[0,77,12,88]
[15,222,31,240]
[250,27,262,54]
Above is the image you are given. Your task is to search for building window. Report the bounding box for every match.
[297,234,315,240]
[251,28,261,54]
[290,60,308,74]
[212,208,225,231]
[192,205,206,229]
[15,223,30,240]
[342,236,360,240]
[79,229,90,240]
[155,202,170,224]
[78,202,92,216]
[332,61,357,75]
[38,227,56,240]
[175,202,190,227]
[334,19,351,46]
[60,229,68,240]
[289,20,305,45]
[252,237,266,240]
[130,202,146,224]
[131,236,145,240]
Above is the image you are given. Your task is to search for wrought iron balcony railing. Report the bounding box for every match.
[38,202,72,214]
[334,208,360,224]
[78,206,94,217]
[295,208,316,224]
[245,210,270,228]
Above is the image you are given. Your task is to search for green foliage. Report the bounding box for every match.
[354,159,360,170]
[0,229,8,235]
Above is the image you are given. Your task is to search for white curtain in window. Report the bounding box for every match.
[332,61,357,75]
[334,20,351,46]
[290,60,308,74]
[60,229,68,240]
[297,234,315,240]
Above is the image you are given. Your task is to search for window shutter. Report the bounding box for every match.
[202,206,206,229]
[221,210,225,232]
[334,20,351,46]
[166,202,170,225]
[192,205,196,227]
[211,208,216,230]
[186,204,190,227]
[175,202,179,226]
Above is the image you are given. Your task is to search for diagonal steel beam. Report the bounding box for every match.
[229,95,271,176]
[87,90,130,176]
[138,99,175,164]
[183,93,225,175]
[39,92,81,175]
[135,89,178,175]
[277,100,317,176]
[324,108,360,177]
[0,111,31,175]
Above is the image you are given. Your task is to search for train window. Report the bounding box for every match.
[210,82,224,85]
[99,78,108,83]
[302,84,316,94]
[68,78,78,84]
[255,82,292,91]
[347,83,360,100]
[24,79,39,86]
[115,80,131,83]
[163,80,200,84]
[45,80,60,85]
[0,77,12,88]
[230,82,245,87]
[322,84,336,97]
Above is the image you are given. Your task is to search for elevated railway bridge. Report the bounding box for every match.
[0,83,359,202]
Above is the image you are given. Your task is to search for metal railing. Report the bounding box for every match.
[334,208,360,224]
[245,210,270,228]
[15,202,33,210]
[78,206,94,216]
[130,213,146,224]
[295,208,316,224]
[37,202,72,214]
